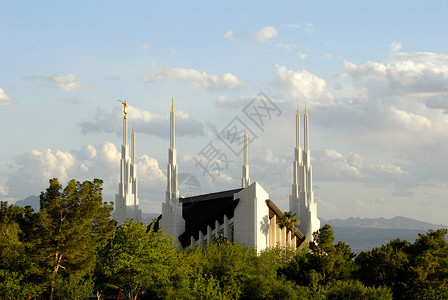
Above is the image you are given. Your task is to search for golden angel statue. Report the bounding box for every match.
[118,100,128,119]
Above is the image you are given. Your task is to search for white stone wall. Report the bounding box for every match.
[233,182,270,252]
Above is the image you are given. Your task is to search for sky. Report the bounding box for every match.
[1,1,447,225]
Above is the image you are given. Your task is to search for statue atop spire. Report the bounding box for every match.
[119,99,128,119]
[113,100,141,225]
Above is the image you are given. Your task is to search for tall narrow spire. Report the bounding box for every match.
[289,100,319,243]
[296,103,300,149]
[242,124,250,188]
[304,101,309,151]
[167,98,178,201]
[244,125,248,165]
[170,98,175,150]
[113,100,141,225]
[131,121,135,165]
[161,97,184,244]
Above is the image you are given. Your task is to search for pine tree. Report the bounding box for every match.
[31,178,115,299]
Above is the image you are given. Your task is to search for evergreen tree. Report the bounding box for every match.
[96,219,180,300]
[355,229,448,299]
[280,224,355,286]
[30,178,115,299]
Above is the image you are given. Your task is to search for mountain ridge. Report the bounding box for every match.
[322,216,447,230]
[9,196,447,231]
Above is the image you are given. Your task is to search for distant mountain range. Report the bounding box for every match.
[323,216,448,230]
[322,217,447,254]
[10,196,447,253]
[14,195,40,211]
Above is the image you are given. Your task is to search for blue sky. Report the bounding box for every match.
[1,1,448,225]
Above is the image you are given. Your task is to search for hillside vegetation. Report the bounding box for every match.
[1,179,447,299]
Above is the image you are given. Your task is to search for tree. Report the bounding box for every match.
[355,238,410,298]
[281,224,355,287]
[0,202,27,272]
[407,229,448,298]
[308,224,355,285]
[31,178,115,299]
[96,219,180,300]
[278,211,299,232]
[326,280,392,300]
[355,229,448,299]
[0,202,42,298]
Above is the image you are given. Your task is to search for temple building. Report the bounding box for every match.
[289,103,320,242]
[113,100,142,225]
[154,100,320,251]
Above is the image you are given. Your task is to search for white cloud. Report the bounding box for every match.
[142,67,243,90]
[343,56,448,98]
[297,51,307,59]
[314,149,407,183]
[390,41,402,53]
[224,29,236,41]
[0,185,7,195]
[50,73,89,92]
[0,88,13,106]
[80,105,205,138]
[137,42,151,50]
[388,51,448,64]
[136,155,166,189]
[253,26,279,43]
[289,22,313,35]
[7,149,75,198]
[388,107,431,132]
[273,64,333,101]
[5,143,166,208]
[276,43,296,50]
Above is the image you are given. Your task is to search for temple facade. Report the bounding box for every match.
[112,100,142,225]
[289,103,320,242]
[154,100,320,251]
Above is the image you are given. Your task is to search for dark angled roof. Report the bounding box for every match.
[180,188,243,204]
[266,199,306,244]
[179,188,242,247]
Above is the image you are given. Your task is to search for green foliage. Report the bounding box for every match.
[17,178,115,299]
[53,273,94,300]
[355,238,410,297]
[326,280,392,300]
[355,229,448,299]
[3,178,447,300]
[0,269,42,300]
[0,202,28,272]
[278,211,299,232]
[280,224,355,287]
[189,273,226,300]
[96,219,179,300]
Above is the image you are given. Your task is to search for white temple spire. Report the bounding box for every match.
[170,97,175,150]
[131,121,135,165]
[167,98,178,200]
[242,125,250,188]
[304,100,309,152]
[289,100,319,242]
[160,97,184,244]
[296,103,300,149]
[113,100,141,225]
